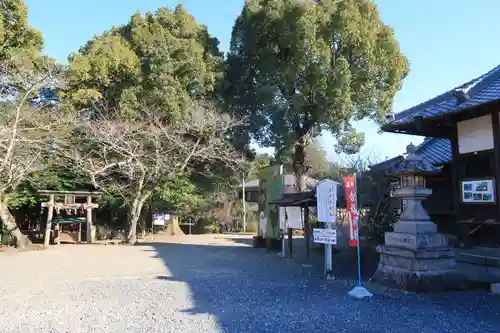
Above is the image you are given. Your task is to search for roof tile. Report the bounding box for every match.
[391,64,500,125]
[370,137,452,172]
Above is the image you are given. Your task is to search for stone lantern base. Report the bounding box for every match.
[372,231,468,292]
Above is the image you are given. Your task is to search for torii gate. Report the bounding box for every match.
[39,190,101,246]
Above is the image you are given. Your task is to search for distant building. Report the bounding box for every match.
[240,174,319,203]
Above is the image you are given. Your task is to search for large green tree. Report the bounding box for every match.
[0,0,68,247]
[65,4,223,121]
[0,0,43,61]
[223,0,409,190]
[64,5,245,243]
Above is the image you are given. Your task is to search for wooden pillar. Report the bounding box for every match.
[78,223,82,243]
[304,205,310,259]
[86,195,93,244]
[450,123,462,218]
[43,195,55,247]
[56,223,60,245]
[491,111,500,219]
[451,122,470,246]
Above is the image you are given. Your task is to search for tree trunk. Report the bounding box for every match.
[126,194,149,245]
[292,140,308,192]
[127,211,141,245]
[292,140,310,256]
[0,193,31,248]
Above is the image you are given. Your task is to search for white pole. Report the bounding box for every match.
[325,222,334,279]
[242,175,247,233]
[281,208,286,258]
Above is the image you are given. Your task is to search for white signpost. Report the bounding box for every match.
[152,213,170,240]
[315,179,339,280]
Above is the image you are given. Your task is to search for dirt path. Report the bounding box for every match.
[0,234,498,333]
[145,233,254,246]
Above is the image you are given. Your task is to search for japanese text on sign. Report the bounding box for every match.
[313,228,337,245]
[343,176,359,247]
[316,180,338,223]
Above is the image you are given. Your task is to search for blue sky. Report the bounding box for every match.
[24,0,500,162]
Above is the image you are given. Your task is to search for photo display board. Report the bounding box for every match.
[461,179,495,203]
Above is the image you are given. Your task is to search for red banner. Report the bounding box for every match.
[343,176,358,247]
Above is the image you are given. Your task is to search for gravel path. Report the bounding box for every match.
[0,234,499,333]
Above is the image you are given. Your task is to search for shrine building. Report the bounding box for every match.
[381,64,500,283]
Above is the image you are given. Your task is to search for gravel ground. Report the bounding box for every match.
[0,234,499,333]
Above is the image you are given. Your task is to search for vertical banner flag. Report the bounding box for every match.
[343,176,358,247]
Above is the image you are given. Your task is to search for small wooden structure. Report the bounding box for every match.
[269,192,315,259]
[39,190,102,246]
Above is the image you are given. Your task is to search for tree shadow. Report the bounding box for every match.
[137,239,500,333]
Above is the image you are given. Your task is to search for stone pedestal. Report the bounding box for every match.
[372,142,469,291]
[372,231,467,292]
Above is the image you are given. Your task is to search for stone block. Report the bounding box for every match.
[372,263,468,292]
[385,232,448,251]
[491,283,500,295]
[487,267,500,283]
[457,262,489,282]
[457,253,488,265]
[486,257,500,269]
[377,245,455,259]
[393,221,437,234]
[378,253,457,272]
[474,247,500,257]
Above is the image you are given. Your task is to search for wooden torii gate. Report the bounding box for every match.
[39,190,102,246]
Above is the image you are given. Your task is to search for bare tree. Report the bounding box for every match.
[0,57,65,247]
[68,105,247,244]
[336,151,382,173]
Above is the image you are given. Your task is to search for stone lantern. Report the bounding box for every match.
[372,143,465,292]
[392,143,440,234]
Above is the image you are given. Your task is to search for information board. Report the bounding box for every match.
[313,228,337,245]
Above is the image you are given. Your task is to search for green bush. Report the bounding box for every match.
[0,224,14,246]
[191,217,220,234]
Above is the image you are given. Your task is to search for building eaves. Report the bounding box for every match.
[389,64,500,126]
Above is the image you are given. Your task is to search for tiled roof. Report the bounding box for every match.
[370,137,452,172]
[391,64,500,125]
[414,137,452,165]
[369,155,403,172]
[390,143,442,174]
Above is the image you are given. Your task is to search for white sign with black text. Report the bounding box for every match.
[152,213,171,226]
[313,228,337,245]
[316,179,339,223]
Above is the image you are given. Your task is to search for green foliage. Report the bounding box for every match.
[152,173,201,213]
[0,0,44,61]
[360,172,398,244]
[0,0,56,99]
[0,223,13,245]
[334,129,365,155]
[65,4,223,121]
[246,153,272,180]
[223,0,409,182]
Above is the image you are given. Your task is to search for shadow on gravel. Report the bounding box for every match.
[138,240,500,333]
